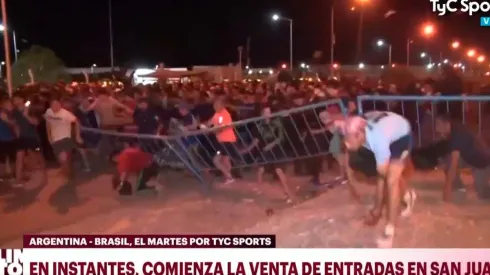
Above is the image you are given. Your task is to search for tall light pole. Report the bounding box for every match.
[406,38,412,66]
[406,23,435,66]
[0,25,18,62]
[108,0,114,69]
[0,24,17,61]
[0,0,12,97]
[354,0,369,62]
[272,14,293,69]
[376,39,392,65]
[330,1,335,71]
[237,46,243,68]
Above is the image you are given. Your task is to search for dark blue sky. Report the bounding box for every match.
[4,0,489,67]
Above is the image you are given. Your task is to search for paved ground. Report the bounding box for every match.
[1,166,490,248]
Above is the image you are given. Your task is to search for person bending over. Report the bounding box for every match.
[343,111,416,248]
[435,114,490,201]
[112,141,158,196]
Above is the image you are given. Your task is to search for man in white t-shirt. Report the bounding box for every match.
[45,97,86,177]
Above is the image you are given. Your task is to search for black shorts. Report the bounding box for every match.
[51,137,78,157]
[0,140,18,162]
[215,142,238,158]
[389,134,412,160]
[348,134,412,177]
[16,138,42,152]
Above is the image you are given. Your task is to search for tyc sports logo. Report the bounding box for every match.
[430,0,490,15]
[429,0,490,26]
[0,249,23,275]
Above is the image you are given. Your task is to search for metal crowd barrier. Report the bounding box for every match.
[81,99,348,188]
[357,95,490,147]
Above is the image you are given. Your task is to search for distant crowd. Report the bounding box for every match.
[0,66,469,197]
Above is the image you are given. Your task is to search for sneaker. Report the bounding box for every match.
[376,224,395,248]
[401,189,417,218]
[333,176,348,185]
[224,178,235,185]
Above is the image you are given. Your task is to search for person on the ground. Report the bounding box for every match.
[112,141,158,196]
[434,113,490,201]
[343,111,416,248]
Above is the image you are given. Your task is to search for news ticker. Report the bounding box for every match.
[23,235,275,248]
[2,248,490,275]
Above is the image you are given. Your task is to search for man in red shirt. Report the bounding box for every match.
[112,142,158,195]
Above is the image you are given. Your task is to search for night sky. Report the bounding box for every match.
[5,0,489,68]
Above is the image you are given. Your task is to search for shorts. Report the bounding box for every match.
[215,142,238,158]
[329,132,343,157]
[348,134,412,178]
[51,137,78,157]
[0,140,18,162]
[16,138,42,152]
[389,134,412,160]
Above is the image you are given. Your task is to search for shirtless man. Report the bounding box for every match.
[343,111,417,248]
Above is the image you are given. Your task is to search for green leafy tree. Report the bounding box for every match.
[12,45,70,87]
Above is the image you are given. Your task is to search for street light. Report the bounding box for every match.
[420,52,432,64]
[0,24,18,62]
[271,13,293,69]
[422,23,435,37]
[451,41,460,49]
[376,39,392,65]
[406,23,436,66]
[477,55,485,63]
[467,49,476,58]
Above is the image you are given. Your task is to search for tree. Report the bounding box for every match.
[12,45,70,88]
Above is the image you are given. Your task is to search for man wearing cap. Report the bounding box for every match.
[343,111,416,248]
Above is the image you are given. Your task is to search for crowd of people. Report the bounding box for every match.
[0,69,471,190]
[2,67,490,247]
